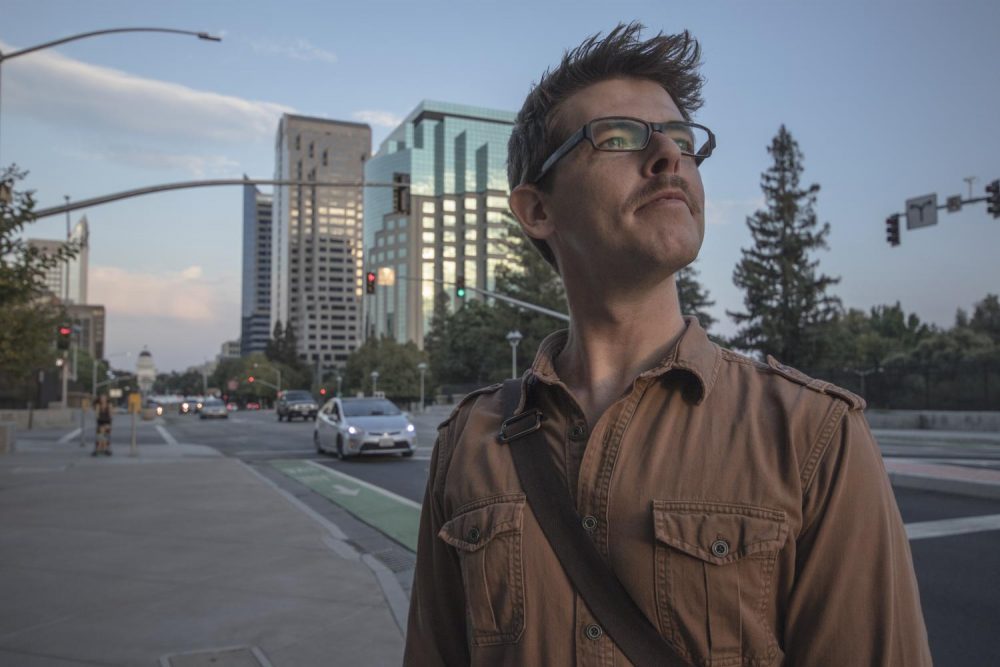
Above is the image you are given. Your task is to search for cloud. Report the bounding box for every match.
[352,110,404,128]
[247,37,338,64]
[90,264,234,322]
[0,40,293,144]
[65,145,242,178]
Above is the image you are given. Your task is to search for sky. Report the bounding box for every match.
[3,0,998,373]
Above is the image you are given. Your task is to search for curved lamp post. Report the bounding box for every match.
[506,330,523,380]
[0,27,222,162]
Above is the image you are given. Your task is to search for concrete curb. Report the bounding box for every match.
[241,461,409,637]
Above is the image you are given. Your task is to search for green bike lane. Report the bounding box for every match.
[270,459,422,551]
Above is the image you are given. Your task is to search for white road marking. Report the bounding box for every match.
[906,513,1000,540]
[155,425,178,446]
[58,428,81,444]
[304,460,422,509]
[332,484,360,496]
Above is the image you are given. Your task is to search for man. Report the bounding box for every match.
[405,23,931,666]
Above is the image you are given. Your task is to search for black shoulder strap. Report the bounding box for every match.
[499,379,684,667]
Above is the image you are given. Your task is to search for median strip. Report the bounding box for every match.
[269,459,421,552]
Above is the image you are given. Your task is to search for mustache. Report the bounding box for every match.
[623,175,702,215]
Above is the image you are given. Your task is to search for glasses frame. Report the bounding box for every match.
[529,116,716,184]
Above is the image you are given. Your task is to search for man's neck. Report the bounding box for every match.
[554,275,687,427]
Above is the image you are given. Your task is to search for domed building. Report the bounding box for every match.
[135,348,156,395]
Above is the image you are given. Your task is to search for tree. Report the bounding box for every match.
[0,166,80,402]
[343,337,428,401]
[728,126,840,368]
[676,263,716,332]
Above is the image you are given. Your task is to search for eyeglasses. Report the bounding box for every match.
[529,116,716,184]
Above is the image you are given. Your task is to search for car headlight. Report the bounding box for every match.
[348,426,358,435]
[406,424,415,433]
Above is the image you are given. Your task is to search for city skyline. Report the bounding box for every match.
[4,1,999,371]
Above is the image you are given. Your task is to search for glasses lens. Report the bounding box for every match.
[590,118,649,151]
[666,123,711,158]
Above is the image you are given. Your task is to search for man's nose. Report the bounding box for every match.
[642,130,683,176]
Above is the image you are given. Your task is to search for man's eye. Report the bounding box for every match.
[598,136,629,149]
[672,137,694,152]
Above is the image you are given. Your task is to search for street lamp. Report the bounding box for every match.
[506,330,523,380]
[0,27,222,162]
[335,372,343,397]
[417,362,428,412]
[371,370,380,396]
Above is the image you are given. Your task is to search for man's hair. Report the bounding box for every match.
[507,22,705,268]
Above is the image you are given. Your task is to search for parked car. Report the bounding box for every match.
[199,398,229,419]
[276,390,319,422]
[314,397,416,459]
[245,401,261,410]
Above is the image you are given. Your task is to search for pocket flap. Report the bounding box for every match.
[652,500,788,565]
[439,496,526,553]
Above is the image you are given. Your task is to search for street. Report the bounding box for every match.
[19,406,1000,665]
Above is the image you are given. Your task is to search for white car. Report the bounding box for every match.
[199,398,229,419]
[314,397,416,459]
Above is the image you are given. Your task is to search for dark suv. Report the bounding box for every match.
[276,390,319,422]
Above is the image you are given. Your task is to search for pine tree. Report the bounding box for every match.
[728,126,840,368]
[676,263,716,332]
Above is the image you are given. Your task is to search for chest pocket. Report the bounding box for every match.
[652,500,788,666]
[439,495,526,647]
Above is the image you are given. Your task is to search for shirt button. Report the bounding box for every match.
[582,515,598,532]
[569,424,587,440]
[585,624,603,640]
[711,539,730,557]
[466,527,482,543]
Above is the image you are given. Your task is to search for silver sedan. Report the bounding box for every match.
[314,397,416,459]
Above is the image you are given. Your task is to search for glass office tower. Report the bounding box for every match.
[241,179,272,356]
[363,101,516,347]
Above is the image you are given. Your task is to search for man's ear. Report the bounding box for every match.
[509,184,555,243]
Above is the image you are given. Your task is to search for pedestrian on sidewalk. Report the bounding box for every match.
[93,393,113,457]
[404,23,932,667]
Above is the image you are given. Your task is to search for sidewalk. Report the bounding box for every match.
[0,437,405,666]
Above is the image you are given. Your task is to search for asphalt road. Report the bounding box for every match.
[140,409,1000,664]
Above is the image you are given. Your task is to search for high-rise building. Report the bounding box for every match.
[241,180,273,356]
[66,304,105,359]
[27,216,89,304]
[363,101,517,347]
[272,114,371,376]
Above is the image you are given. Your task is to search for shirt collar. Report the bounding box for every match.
[527,316,721,405]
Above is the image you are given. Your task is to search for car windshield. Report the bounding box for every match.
[284,391,314,402]
[342,399,402,417]
[204,399,224,406]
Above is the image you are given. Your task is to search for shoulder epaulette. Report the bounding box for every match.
[437,382,504,430]
[766,355,866,411]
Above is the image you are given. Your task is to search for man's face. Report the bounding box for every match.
[542,77,706,283]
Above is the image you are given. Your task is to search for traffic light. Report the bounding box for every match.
[456,274,466,299]
[987,179,1000,219]
[366,271,377,294]
[885,214,900,247]
[319,387,327,396]
[56,324,72,350]
[248,376,255,384]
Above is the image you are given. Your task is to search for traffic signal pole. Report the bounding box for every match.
[885,178,999,247]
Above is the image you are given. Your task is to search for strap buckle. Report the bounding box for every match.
[498,409,542,443]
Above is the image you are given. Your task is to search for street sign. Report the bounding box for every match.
[127,393,142,413]
[946,195,963,212]
[905,193,938,229]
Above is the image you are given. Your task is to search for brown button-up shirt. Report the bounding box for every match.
[405,318,931,666]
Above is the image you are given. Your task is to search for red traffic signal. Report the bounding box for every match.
[56,324,72,350]
[366,271,377,294]
[248,376,255,383]
[319,387,327,396]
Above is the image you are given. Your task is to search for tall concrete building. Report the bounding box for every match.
[272,114,371,374]
[240,180,273,356]
[27,216,89,304]
[363,101,517,347]
[66,304,105,359]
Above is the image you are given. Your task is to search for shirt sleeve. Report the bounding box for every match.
[784,406,933,666]
[403,433,470,666]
